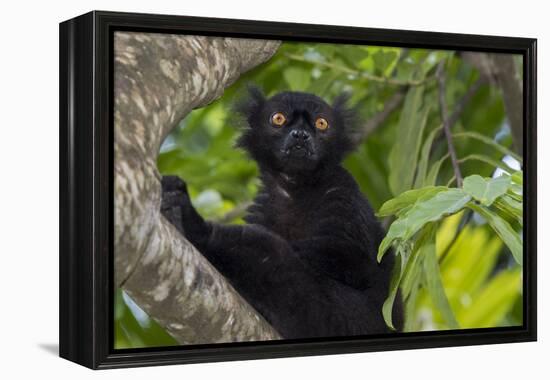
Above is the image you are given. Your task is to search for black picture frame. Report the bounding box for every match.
[59,10,537,369]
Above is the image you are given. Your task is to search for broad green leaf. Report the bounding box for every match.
[395,60,415,82]
[506,186,523,201]
[468,203,523,265]
[336,45,370,69]
[358,56,375,72]
[382,249,404,330]
[403,283,420,332]
[428,224,505,330]
[400,225,433,299]
[400,254,422,301]
[512,170,523,185]
[378,186,447,217]
[493,195,523,226]
[306,71,341,97]
[414,126,442,188]
[283,66,311,91]
[421,224,459,329]
[344,143,391,210]
[388,86,429,196]
[425,153,449,186]
[458,154,517,173]
[378,188,471,261]
[457,268,522,328]
[502,194,523,215]
[435,211,463,257]
[372,49,399,76]
[453,131,523,164]
[439,227,502,315]
[463,174,512,206]
[455,233,502,297]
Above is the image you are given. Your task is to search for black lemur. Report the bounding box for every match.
[160,88,403,339]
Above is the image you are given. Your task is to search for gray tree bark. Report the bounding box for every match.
[114,31,282,344]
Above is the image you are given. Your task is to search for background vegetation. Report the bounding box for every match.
[115,42,523,348]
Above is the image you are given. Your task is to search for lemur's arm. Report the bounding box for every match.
[161,176,327,323]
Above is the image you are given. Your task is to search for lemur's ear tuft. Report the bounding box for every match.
[246,85,266,106]
[233,85,267,153]
[332,92,361,148]
[332,92,352,111]
[332,92,356,125]
[234,84,266,123]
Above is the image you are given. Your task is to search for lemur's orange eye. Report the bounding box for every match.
[271,112,286,127]
[315,117,329,131]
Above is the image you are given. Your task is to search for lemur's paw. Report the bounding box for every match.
[160,175,191,234]
[161,175,188,194]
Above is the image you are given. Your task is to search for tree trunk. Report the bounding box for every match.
[462,52,523,155]
[114,31,282,344]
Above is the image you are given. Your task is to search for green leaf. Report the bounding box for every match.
[378,188,471,261]
[453,131,523,164]
[403,282,420,332]
[388,86,429,195]
[439,225,503,301]
[421,224,459,329]
[457,268,522,328]
[468,203,523,265]
[395,60,415,82]
[493,195,523,226]
[372,49,399,76]
[414,126,442,188]
[382,249,404,330]
[425,153,449,186]
[283,66,311,91]
[511,171,523,185]
[306,71,341,97]
[378,186,447,217]
[506,185,522,201]
[463,175,512,206]
[458,154,517,173]
[337,45,370,69]
[400,251,422,301]
[400,226,430,299]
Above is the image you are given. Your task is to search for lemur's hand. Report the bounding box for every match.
[160,175,210,246]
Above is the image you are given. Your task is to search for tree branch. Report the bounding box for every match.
[114,32,282,344]
[285,53,436,86]
[461,52,523,155]
[436,60,463,187]
[489,54,523,156]
[430,77,486,164]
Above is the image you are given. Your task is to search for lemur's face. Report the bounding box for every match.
[237,90,356,174]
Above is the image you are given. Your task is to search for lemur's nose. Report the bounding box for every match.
[291,129,310,141]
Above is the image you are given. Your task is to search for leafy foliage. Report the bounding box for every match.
[379,173,523,330]
[115,41,523,347]
[388,86,430,195]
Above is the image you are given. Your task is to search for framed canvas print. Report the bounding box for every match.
[59,11,537,369]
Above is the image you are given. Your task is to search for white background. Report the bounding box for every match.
[0,0,546,378]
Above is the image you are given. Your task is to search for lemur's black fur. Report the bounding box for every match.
[161,89,403,339]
